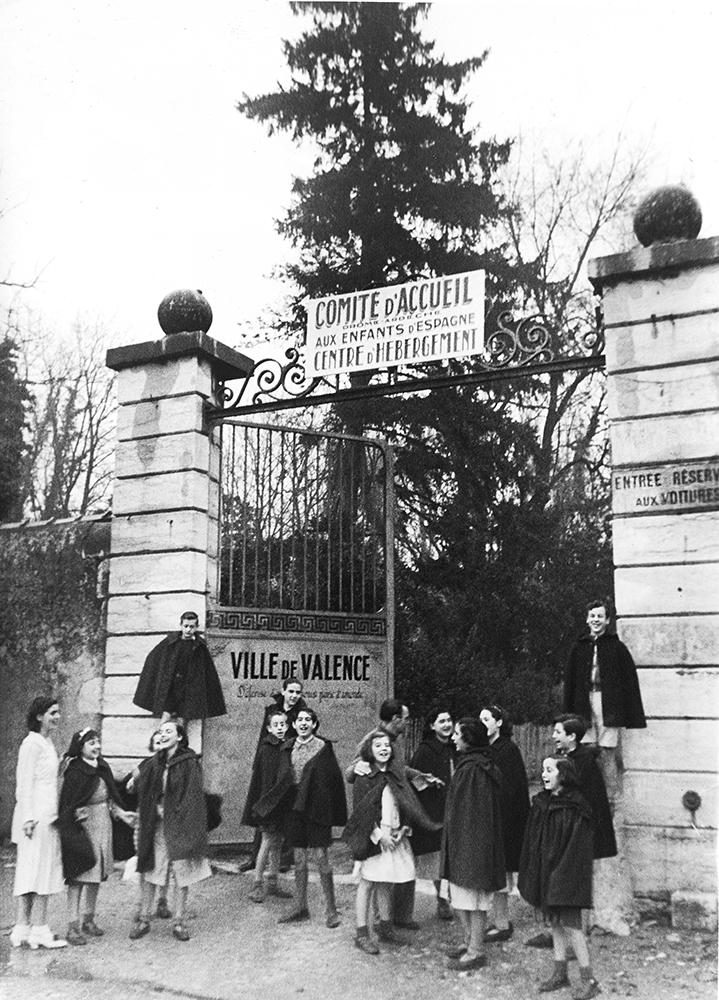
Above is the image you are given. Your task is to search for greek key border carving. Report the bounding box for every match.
[207,607,386,637]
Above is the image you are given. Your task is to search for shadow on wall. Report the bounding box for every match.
[0,515,110,839]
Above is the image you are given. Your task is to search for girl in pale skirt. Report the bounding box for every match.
[131,720,211,942]
[343,731,427,955]
[10,697,67,950]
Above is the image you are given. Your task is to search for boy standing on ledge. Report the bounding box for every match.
[133,611,226,725]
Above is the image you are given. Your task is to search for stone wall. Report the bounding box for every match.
[0,516,109,838]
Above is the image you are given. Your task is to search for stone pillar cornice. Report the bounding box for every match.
[106,330,253,383]
[589,235,719,292]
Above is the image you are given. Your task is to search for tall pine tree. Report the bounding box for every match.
[238,1,510,327]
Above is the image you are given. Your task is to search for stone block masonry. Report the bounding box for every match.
[589,232,719,904]
[103,331,251,765]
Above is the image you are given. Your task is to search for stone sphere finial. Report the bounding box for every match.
[633,186,702,247]
[158,289,213,336]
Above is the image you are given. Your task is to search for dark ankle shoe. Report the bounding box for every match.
[81,917,104,937]
[173,923,191,941]
[355,933,380,955]
[129,919,150,940]
[377,920,407,945]
[539,960,570,992]
[66,923,87,946]
[526,930,554,948]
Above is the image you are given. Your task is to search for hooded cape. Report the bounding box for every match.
[253,738,347,831]
[518,788,594,911]
[135,746,208,872]
[440,748,506,893]
[58,756,125,881]
[567,744,617,859]
[564,631,646,729]
[487,735,531,872]
[133,632,227,720]
[342,761,442,861]
[408,735,454,856]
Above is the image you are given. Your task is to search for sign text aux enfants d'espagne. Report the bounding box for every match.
[305,270,484,377]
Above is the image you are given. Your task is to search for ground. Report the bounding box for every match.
[1,845,716,1000]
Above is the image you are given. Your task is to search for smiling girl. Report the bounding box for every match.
[343,730,439,955]
[131,720,212,942]
[518,757,599,999]
[58,729,135,945]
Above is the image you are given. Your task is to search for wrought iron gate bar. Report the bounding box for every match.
[211,313,604,419]
[218,422,389,616]
[212,353,604,419]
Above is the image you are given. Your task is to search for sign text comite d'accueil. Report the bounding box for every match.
[305,270,485,377]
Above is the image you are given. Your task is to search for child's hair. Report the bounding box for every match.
[359,728,395,764]
[64,728,99,760]
[455,716,488,749]
[480,703,514,738]
[553,713,588,742]
[294,707,319,731]
[180,610,199,623]
[26,695,58,732]
[422,705,452,736]
[282,677,303,691]
[267,709,287,726]
[586,597,612,617]
[550,756,580,791]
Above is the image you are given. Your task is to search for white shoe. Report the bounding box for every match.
[28,925,68,949]
[9,923,30,947]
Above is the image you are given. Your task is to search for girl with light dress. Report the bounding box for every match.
[10,696,68,949]
[343,731,436,955]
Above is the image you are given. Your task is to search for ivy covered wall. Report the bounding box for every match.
[0,515,110,838]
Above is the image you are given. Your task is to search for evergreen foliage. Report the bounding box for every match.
[238,4,624,722]
[238,1,511,330]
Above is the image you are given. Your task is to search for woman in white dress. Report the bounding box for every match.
[10,696,68,949]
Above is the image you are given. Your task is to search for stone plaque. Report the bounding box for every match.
[612,460,719,515]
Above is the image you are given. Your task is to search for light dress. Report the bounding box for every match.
[75,777,113,883]
[144,762,211,889]
[11,732,65,896]
[360,783,415,884]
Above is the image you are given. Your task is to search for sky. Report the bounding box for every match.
[1,0,717,354]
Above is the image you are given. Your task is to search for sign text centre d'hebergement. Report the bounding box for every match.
[305,269,485,377]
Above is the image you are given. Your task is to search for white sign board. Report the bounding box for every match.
[305,269,485,377]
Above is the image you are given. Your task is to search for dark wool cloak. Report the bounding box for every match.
[518,789,594,911]
[566,745,617,859]
[133,632,227,720]
[409,735,454,856]
[440,748,506,893]
[241,733,286,827]
[252,739,347,831]
[58,757,126,881]
[564,631,646,729]
[342,763,442,861]
[487,735,531,872]
[135,747,208,873]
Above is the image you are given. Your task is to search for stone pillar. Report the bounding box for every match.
[589,191,719,907]
[103,328,251,771]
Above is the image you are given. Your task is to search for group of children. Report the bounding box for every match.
[240,691,604,1000]
[12,685,604,1000]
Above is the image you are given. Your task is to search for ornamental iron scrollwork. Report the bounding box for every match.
[214,312,604,418]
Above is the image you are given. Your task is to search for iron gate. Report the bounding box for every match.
[216,420,393,625]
